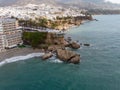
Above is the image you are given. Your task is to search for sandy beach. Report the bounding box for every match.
[0,47,44,61]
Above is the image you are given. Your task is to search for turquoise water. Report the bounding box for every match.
[0,15,120,90]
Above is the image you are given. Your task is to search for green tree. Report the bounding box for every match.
[22,32,47,48]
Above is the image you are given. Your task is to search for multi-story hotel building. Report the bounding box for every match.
[0,35,6,52]
[0,18,23,52]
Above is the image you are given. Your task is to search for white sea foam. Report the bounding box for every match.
[49,59,63,63]
[48,54,63,63]
[0,53,44,67]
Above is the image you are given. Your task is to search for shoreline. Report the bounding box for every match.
[0,19,91,64]
[0,47,44,62]
[0,24,82,64]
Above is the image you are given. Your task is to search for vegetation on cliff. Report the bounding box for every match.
[22,31,65,49]
[22,32,47,48]
[19,15,93,30]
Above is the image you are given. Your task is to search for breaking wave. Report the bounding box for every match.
[0,53,44,66]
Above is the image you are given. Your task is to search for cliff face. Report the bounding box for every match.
[47,16,92,30]
[45,33,65,45]
[22,31,65,48]
[19,15,92,31]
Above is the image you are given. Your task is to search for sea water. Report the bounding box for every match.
[0,15,120,90]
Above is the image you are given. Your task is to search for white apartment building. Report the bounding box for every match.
[0,35,6,52]
[0,18,23,52]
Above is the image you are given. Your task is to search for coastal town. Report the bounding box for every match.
[0,4,93,64]
[0,4,87,20]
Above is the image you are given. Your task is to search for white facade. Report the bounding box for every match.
[0,18,23,52]
[0,35,6,52]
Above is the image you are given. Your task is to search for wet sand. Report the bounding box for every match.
[0,48,43,61]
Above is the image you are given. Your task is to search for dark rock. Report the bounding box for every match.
[42,52,53,60]
[76,40,79,43]
[70,42,80,49]
[84,44,90,46]
[94,19,98,21]
[67,37,72,42]
[80,43,82,45]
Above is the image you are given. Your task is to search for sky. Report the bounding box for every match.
[105,0,120,4]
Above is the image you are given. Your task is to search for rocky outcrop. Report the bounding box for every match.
[48,45,65,52]
[69,55,80,64]
[70,42,80,49]
[63,40,70,47]
[45,33,65,45]
[56,49,80,64]
[42,52,53,60]
[57,49,76,61]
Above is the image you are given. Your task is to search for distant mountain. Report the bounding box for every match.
[0,0,120,10]
[15,0,57,6]
[56,0,120,9]
[0,0,57,6]
[0,0,17,6]
[57,0,105,4]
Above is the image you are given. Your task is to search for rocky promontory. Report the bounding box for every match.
[57,49,80,64]
[22,31,81,64]
[70,42,80,49]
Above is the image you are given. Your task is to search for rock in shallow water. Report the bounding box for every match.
[84,44,90,46]
[70,42,80,49]
[42,52,53,60]
[56,49,80,64]
[69,55,80,64]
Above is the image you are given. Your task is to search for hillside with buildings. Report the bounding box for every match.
[0,4,87,20]
[0,0,120,14]
[1,0,120,10]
